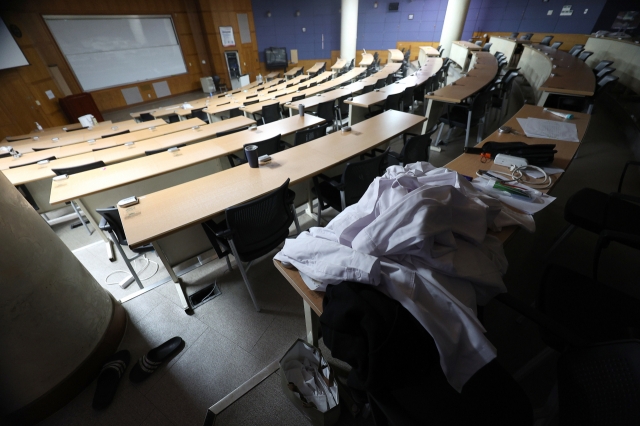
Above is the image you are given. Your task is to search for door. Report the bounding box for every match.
[225,51,242,90]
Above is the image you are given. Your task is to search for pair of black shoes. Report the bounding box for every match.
[92,337,184,410]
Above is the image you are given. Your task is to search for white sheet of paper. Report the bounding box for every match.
[516,117,580,142]
[472,177,556,214]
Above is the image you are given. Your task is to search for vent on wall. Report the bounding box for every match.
[389,3,399,11]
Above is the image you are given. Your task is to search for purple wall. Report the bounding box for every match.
[251,0,607,61]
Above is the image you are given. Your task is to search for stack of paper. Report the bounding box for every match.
[516,118,580,142]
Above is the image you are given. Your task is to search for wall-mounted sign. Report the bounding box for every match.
[220,26,235,47]
[560,5,574,16]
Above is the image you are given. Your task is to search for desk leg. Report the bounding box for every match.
[537,92,550,107]
[349,105,367,126]
[422,99,444,134]
[304,180,319,223]
[304,301,319,346]
[152,241,190,311]
[74,198,114,261]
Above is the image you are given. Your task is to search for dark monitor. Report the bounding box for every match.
[265,47,287,69]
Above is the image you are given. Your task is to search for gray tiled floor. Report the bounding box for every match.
[40,70,640,425]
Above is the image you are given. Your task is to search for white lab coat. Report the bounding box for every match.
[275,162,535,391]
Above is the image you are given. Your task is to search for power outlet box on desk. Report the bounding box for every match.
[494,154,528,168]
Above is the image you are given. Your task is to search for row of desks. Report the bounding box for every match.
[275,103,591,338]
[4,121,110,144]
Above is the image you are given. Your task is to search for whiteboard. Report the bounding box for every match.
[44,16,187,92]
[0,18,29,70]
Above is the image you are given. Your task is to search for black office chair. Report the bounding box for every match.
[435,90,493,148]
[255,103,282,125]
[201,179,299,311]
[51,161,107,235]
[474,40,482,46]
[213,75,227,93]
[362,84,375,94]
[221,107,243,120]
[9,156,56,168]
[309,81,318,88]
[312,148,389,226]
[144,144,186,156]
[102,129,130,139]
[578,51,593,62]
[385,74,394,85]
[401,86,416,112]
[139,113,155,122]
[288,123,330,147]
[481,42,492,52]
[335,94,351,128]
[595,67,616,80]
[96,207,155,290]
[244,99,260,107]
[520,33,533,41]
[539,35,554,46]
[267,89,277,94]
[568,44,584,55]
[227,134,282,167]
[374,78,386,89]
[510,32,519,39]
[387,127,438,167]
[366,92,403,118]
[593,60,614,75]
[556,74,618,114]
[189,108,209,124]
[546,160,640,278]
[550,41,563,49]
[490,70,520,120]
[309,100,336,131]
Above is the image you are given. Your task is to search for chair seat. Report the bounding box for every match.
[565,188,640,235]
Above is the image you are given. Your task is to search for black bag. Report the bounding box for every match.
[465,141,557,165]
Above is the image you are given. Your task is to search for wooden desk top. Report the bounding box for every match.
[266,72,280,79]
[307,62,326,74]
[120,110,425,248]
[388,49,404,62]
[346,59,443,108]
[48,115,324,205]
[10,119,167,153]
[331,59,347,70]
[4,117,253,186]
[284,67,303,77]
[5,121,111,142]
[525,44,595,97]
[453,41,482,50]
[274,104,591,316]
[360,53,374,66]
[426,52,498,103]
[0,118,206,170]
[420,46,440,56]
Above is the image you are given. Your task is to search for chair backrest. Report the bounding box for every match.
[558,340,640,425]
[373,52,379,61]
[469,90,494,121]
[522,33,533,40]
[401,86,414,110]
[145,144,186,156]
[309,81,317,87]
[229,108,243,118]
[596,67,616,80]
[385,74,393,85]
[481,42,492,52]
[9,156,56,169]
[593,60,614,73]
[52,160,106,176]
[293,123,329,146]
[384,92,403,112]
[275,93,288,98]
[243,134,281,160]
[190,108,209,123]
[550,41,563,49]
[224,179,294,261]
[261,103,281,124]
[571,48,584,57]
[337,94,351,115]
[401,129,437,164]
[316,99,336,122]
[291,94,306,102]
[596,75,618,93]
[216,127,248,138]
[510,32,519,39]
[578,51,593,62]
[568,44,584,55]
[246,94,258,99]
[340,148,389,208]
[362,84,375,94]
[96,207,129,245]
[244,99,260,106]
[297,85,307,91]
[374,78,386,89]
[268,89,276,93]
[475,40,482,46]
[167,115,180,123]
[139,113,155,122]
[539,35,553,46]
[102,129,130,139]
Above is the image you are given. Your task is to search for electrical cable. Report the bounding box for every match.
[476,164,553,189]
[104,254,160,285]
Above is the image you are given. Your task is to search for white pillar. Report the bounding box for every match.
[439,0,471,58]
[0,173,123,422]
[340,0,358,65]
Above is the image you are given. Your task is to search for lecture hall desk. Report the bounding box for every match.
[449,41,481,72]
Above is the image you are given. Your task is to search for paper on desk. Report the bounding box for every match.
[472,176,556,214]
[525,166,564,179]
[516,118,579,142]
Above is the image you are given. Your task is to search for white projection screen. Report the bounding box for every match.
[44,15,187,92]
[0,18,29,70]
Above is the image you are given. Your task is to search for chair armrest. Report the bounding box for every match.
[98,216,111,232]
[618,161,640,193]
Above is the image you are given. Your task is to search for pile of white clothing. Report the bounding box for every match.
[274,162,535,392]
